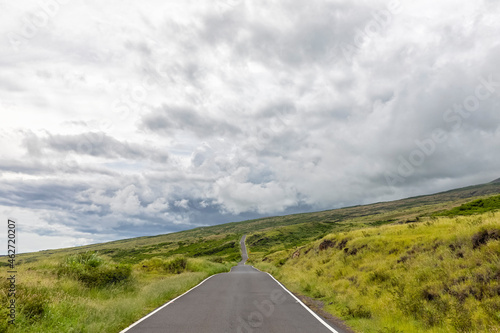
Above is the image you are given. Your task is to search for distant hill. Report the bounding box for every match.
[21,178,500,259]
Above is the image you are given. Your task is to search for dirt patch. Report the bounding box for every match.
[397,254,412,264]
[347,244,367,256]
[337,238,349,249]
[472,229,500,249]
[293,293,356,333]
[319,239,336,251]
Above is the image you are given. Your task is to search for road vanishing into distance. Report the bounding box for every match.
[121,236,347,333]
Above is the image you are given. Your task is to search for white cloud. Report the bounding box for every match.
[174,199,189,209]
[1,0,500,252]
[109,185,142,215]
[146,197,169,214]
[213,178,298,215]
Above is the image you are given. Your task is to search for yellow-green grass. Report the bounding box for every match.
[0,230,240,332]
[250,212,500,332]
[0,256,234,333]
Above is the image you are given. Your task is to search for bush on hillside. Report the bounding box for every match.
[165,257,187,274]
[58,251,132,288]
[139,256,188,274]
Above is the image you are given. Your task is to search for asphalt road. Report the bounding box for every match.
[121,236,344,333]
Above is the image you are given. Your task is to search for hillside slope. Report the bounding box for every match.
[24,179,500,262]
[250,211,500,332]
[248,193,500,332]
[5,178,500,332]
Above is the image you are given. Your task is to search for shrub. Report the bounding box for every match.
[165,257,187,274]
[19,290,46,321]
[65,251,103,268]
[140,257,166,271]
[76,264,132,288]
[139,256,188,274]
[59,252,132,288]
[209,256,224,263]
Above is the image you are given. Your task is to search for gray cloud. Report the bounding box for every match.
[141,105,240,138]
[22,132,169,163]
[1,0,499,252]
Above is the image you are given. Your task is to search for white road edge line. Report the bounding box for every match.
[265,272,340,333]
[245,233,338,333]
[118,274,217,333]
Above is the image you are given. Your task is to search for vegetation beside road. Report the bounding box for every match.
[249,207,500,332]
[0,234,240,333]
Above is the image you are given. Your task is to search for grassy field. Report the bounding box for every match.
[2,179,500,332]
[249,203,500,332]
[0,233,241,332]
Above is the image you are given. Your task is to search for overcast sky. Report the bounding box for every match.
[1,0,499,253]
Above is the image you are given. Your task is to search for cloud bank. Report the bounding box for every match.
[1,0,499,252]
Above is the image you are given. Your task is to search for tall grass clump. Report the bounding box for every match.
[165,257,188,274]
[58,251,132,288]
[139,256,188,274]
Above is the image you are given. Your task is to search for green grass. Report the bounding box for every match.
[434,194,500,217]
[105,234,240,264]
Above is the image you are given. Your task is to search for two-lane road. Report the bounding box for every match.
[122,236,347,333]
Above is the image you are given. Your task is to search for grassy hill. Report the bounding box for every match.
[2,179,500,332]
[250,209,500,332]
